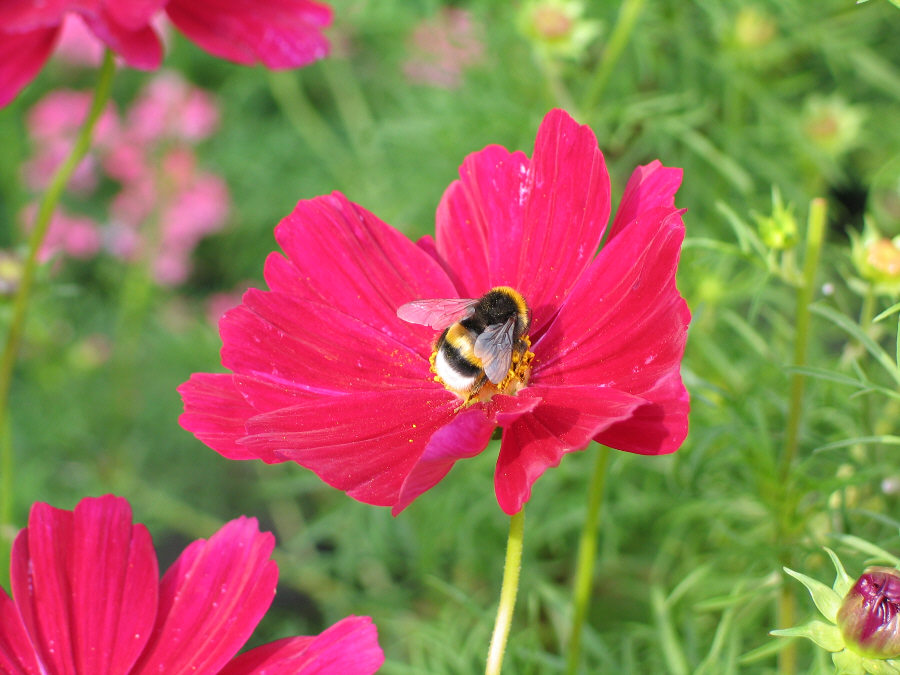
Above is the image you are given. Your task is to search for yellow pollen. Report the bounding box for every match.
[430,336,535,409]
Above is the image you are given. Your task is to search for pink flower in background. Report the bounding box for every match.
[0,1,333,107]
[179,109,690,515]
[22,74,230,282]
[20,205,102,262]
[23,89,119,194]
[404,8,485,88]
[0,495,384,674]
[125,71,220,145]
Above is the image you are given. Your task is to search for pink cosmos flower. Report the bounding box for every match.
[0,495,384,674]
[178,109,690,515]
[24,89,119,194]
[403,8,485,89]
[19,204,102,262]
[0,1,332,107]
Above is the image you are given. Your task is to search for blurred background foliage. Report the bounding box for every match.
[1,0,900,672]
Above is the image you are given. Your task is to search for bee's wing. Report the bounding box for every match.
[396,298,478,329]
[474,317,515,384]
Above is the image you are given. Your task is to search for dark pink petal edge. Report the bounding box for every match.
[219,616,384,675]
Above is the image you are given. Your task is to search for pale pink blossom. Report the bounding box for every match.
[404,8,485,89]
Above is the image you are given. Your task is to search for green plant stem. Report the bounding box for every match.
[486,509,526,675]
[0,50,116,589]
[582,0,647,112]
[565,445,611,675]
[776,197,827,675]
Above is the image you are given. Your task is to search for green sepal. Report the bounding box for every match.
[771,620,844,652]
[784,566,843,622]
[861,657,900,675]
[833,649,866,674]
[825,547,854,597]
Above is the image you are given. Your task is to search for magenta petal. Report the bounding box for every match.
[608,161,683,243]
[80,13,162,69]
[0,1,67,31]
[220,616,384,675]
[178,372,283,462]
[68,498,158,674]
[242,388,458,507]
[0,27,59,108]
[435,109,610,331]
[494,385,643,514]
[0,590,43,674]
[393,408,496,515]
[269,192,458,354]
[220,291,433,393]
[534,206,690,454]
[165,0,332,68]
[102,0,168,31]
[595,370,689,455]
[131,517,278,674]
[10,496,159,675]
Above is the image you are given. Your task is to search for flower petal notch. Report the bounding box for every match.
[179,108,691,515]
[0,495,384,674]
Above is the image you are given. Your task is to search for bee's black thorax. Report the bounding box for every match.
[463,287,531,336]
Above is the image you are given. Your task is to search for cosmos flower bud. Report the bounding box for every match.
[732,7,777,50]
[837,567,900,659]
[755,189,798,250]
[802,95,864,157]
[517,0,600,60]
[0,251,23,297]
[850,220,900,294]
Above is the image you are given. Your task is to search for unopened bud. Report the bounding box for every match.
[837,567,900,659]
[517,0,600,60]
[754,188,798,250]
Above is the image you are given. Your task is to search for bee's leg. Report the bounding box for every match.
[459,372,488,409]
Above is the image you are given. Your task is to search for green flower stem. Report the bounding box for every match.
[486,508,526,675]
[565,445,611,675]
[779,197,827,485]
[581,0,647,112]
[0,50,116,590]
[777,197,827,675]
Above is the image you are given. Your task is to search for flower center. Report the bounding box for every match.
[430,335,534,408]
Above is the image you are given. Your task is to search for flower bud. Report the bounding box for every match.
[0,251,23,297]
[517,0,600,60]
[755,189,798,250]
[837,566,900,659]
[850,221,900,293]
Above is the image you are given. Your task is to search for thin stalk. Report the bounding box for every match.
[581,0,647,112]
[486,509,526,675]
[565,445,611,675]
[776,197,827,675]
[0,51,116,586]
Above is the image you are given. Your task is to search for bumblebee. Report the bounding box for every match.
[397,286,533,403]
